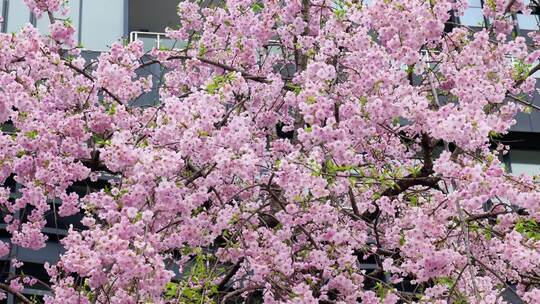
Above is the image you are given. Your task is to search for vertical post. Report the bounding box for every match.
[6,182,22,304]
[78,0,83,46]
[123,0,129,38]
[29,12,35,27]
[6,240,17,304]
[1,0,8,33]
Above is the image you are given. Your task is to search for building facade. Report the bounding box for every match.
[1,0,181,52]
[0,0,539,303]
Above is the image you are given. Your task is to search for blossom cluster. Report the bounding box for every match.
[0,0,540,303]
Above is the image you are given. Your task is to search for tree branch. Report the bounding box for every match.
[217,258,244,292]
[64,61,123,104]
[0,282,34,304]
[220,286,263,304]
[472,256,525,303]
[138,56,270,83]
[507,92,540,111]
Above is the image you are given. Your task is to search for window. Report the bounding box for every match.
[530,60,540,78]
[5,0,30,33]
[516,14,539,30]
[461,0,485,27]
[508,149,540,176]
[129,0,184,51]
[516,0,540,30]
[3,0,125,51]
[16,262,50,290]
[129,0,178,34]
[80,0,125,51]
[0,1,4,31]
[35,0,81,42]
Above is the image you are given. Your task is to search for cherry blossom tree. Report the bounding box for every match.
[1,0,540,303]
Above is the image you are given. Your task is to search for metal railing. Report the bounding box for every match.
[129,31,185,51]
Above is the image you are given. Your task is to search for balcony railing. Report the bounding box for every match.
[129,31,186,52]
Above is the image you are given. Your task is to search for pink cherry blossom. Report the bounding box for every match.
[0,0,539,303]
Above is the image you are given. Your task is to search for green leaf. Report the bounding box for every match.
[374,282,389,299]
[484,228,492,240]
[251,2,264,13]
[399,232,406,245]
[359,96,368,107]
[165,282,178,299]
[513,59,532,82]
[197,130,210,137]
[205,72,236,95]
[198,44,207,57]
[293,85,302,95]
[407,165,422,178]
[408,195,419,206]
[435,277,455,287]
[333,0,348,19]
[93,134,111,146]
[24,130,38,139]
[515,219,540,240]
[488,131,503,140]
[334,8,347,19]
[485,0,496,10]
[76,86,90,93]
[107,103,117,115]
